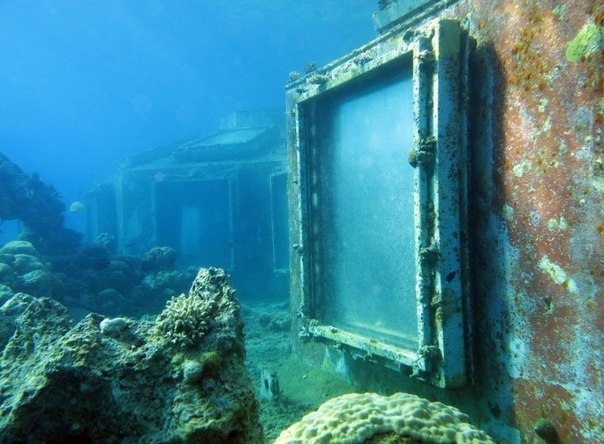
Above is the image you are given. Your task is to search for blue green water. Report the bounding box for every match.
[0,0,375,225]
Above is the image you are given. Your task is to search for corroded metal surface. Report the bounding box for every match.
[287,0,602,441]
[459,0,602,441]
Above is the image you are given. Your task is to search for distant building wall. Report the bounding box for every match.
[86,111,290,301]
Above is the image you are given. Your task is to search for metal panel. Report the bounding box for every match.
[433,19,470,387]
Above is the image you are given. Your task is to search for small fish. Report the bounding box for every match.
[68,201,86,213]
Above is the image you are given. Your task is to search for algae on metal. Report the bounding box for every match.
[566,22,602,62]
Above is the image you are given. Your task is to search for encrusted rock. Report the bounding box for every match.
[99,316,129,338]
[0,268,262,443]
[142,246,177,271]
[259,369,281,402]
[0,240,39,257]
[182,359,205,385]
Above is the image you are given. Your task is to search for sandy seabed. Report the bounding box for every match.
[242,302,356,442]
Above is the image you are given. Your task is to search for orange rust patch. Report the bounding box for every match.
[466,1,602,441]
[513,379,585,442]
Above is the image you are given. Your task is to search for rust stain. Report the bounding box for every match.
[468,0,602,441]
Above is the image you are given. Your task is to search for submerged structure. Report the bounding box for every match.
[85,110,289,300]
[286,0,601,442]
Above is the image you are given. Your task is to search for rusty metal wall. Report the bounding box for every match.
[460,0,602,441]
[288,1,602,441]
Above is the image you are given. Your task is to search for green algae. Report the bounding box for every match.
[566,23,602,63]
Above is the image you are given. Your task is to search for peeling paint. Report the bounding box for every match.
[538,255,578,293]
[512,159,532,177]
[502,204,514,221]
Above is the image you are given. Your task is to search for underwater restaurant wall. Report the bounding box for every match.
[286,0,602,442]
[85,110,289,301]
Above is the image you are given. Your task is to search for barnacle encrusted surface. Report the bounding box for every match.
[275,392,495,444]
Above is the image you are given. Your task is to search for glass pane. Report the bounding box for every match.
[271,173,290,270]
[314,70,417,348]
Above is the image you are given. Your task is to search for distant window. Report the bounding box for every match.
[155,179,233,269]
[270,172,289,271]
[287,20,470,388]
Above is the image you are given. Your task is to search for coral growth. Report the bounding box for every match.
[154,267,235,349]
[155,290,213,348]
[141,246,177,271]
[0,240,59,301]
[275,392,495,443]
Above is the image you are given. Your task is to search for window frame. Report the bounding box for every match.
[286,19,470,388]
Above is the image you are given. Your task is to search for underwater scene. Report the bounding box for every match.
[0,1,602,443]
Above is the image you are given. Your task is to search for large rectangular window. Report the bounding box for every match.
[287,20,470,388]
[312,67,417,349]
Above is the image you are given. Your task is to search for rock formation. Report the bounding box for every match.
[0,152,81,254]
[0,267,263,443]
[0,240,61,304]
